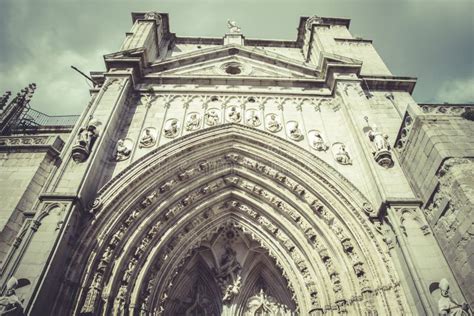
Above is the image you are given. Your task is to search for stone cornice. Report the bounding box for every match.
[0,135,64,156]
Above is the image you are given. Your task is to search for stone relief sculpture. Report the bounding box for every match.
[246,109,261,127]
[215,245,242,302]
[115,139,133,161]
[0,276,30,316]
[365,118,394,168]
[286,121,304,141]
[332,142,352,165]
[243,289,292,316]
[71,120,100,163]
[139,128,157,148]
[163,119,180,138]
[308,130,328,151]
[205,109,220,126]
[265,113,282,132]
[185,112,202,131]
[227,106,242,123]
[227,20,241,33]
[430,278,471,316]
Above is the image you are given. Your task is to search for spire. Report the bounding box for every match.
[0,83,36,135]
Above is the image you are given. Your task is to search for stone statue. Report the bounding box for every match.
[72,122,99,163]
[288,122,303,140]
[246,110,261,127]
[433,279,471,316]
[310,131,328,151]
[115,139,132,161]
[227,106,241,122]
[216,245,242,301]
[266,114,282,132]
[185,113,201,131]
[367,124,394,168]
[164,119,179,138]
[333,143,352,165]
[139,128,156,148]
[205,109,220,126]
[227,20,241,33]
[0,277,30,316]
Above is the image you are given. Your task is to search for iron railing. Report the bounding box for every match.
[17,108,79,128]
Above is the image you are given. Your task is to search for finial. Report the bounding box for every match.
[227,20,241,34]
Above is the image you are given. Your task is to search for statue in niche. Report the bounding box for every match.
[72,120,100,163]
[365,120,394,168]
[266,113,282,132]
[227,20,241,33]
[164,119,179,138]
[185,112,201,131]
[115,139,132,161]
[216,245,242,302]
[246,110,261,127]
[205,109,220,126]
[309,130,328,151]
[287,121,303,141]
[430,278,471,316]
[332,143,352,165]
[227,106,241,123]
[0,277,30,316]
[139,128,156,148]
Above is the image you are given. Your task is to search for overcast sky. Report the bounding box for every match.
[0,0,473,115]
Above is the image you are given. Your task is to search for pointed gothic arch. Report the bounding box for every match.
[57,124,410,315]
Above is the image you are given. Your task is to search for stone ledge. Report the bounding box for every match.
[0,135,64,156]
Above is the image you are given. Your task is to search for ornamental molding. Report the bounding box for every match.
[0,135,64,155]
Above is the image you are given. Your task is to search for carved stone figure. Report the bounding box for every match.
[81,273,102,314]
[243,289,292,316]
[216,245,242,300]
[246,110,261,127]
[115,139,132,161]
[0,277,30,316]
[368,125,393,168]
[287,121,303,141]
[227,106,241,122]
[433,278,471,316]
[266,113,282,132]
[72,122,99,163]
[227,20,241,33]
[185,113,201,131]
[164,119,179,138]
[139,128,156,148]
[205,109,220,126]
[333,143,352,165]
[309,131,328,151]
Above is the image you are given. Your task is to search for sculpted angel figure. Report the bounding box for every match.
[227,106,241,122]
[288,122,303,140]
[205,109,220,126]
[164,119,179,138]
[246,110,261,127]
[266,114,282,132]
[334,144,352,165]
[311,132,328,151]
[115,139,131,161]
[185,113,201,131]
[139,128,155,148]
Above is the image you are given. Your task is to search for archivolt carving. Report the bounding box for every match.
[62,126,408,315]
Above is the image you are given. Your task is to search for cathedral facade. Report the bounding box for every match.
[0,11,472,316]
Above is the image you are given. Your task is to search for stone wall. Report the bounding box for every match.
[396,104,474,305]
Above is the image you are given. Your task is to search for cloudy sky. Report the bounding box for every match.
[0,0,473,115]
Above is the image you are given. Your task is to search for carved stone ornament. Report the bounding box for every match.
[139,127,157,148]
[368,125,393,168]
[332,142,352,165]
[245,109,262,127]
[144,11,162,23]
[163,118,180,138]
[226,106,242,123]
[185,112,202,131]
[308,130,328,151]
[72,120,100,163]
[115,138,133,161]
[204,108,220,126]
[265,113,282,132]
[243,289,292,316]
[433,278,471,316]
[305,15,324,30]
[286,121,304,141]
[227,19,241,33]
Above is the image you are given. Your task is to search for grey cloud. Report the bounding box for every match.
[0,0,472,115]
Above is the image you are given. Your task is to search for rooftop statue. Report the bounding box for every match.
[227,20,241,33]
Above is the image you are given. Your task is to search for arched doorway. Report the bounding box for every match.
[59,124,410,315]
